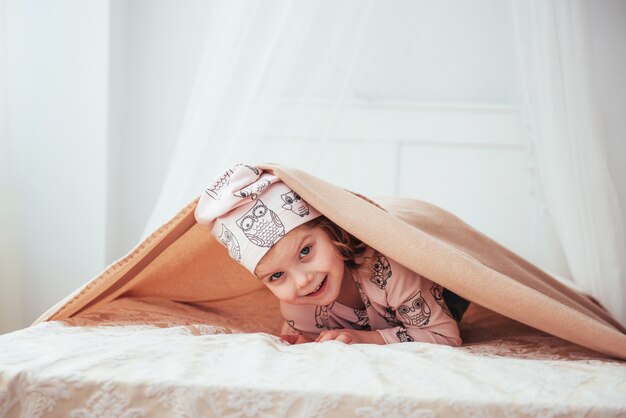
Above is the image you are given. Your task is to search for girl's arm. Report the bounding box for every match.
[375,259,462,346]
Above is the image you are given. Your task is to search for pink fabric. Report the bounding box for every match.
[280,251,462,346]
[195,164,321,273]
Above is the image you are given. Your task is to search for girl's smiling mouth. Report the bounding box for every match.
[307,276,327,296]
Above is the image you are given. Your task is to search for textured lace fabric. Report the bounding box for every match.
[0,298,625,418]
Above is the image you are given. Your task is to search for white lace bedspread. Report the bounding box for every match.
[1,303,625,417]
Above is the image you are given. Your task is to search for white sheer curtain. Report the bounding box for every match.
[144,0,625,326]
[514,0,626,325]
[144,0,374,235]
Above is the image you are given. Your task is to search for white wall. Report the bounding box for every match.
[2,0,110,329]
[0,0,24,333]
[1,0,212,332]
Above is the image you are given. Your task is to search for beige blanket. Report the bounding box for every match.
[1,296,625,417]
[33,163,626,360]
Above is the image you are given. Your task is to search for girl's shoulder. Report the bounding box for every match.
[355,250,431,293]
[355,248,411,277]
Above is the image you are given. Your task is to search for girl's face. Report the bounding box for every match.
[254,224,345,306]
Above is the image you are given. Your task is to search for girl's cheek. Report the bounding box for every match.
[270,287,293,303]
[283,286,296,302]
[264,283,284,299]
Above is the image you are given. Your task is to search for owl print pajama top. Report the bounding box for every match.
[280,253,463,346]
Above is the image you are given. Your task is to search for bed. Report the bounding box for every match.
[1,163,625,417]
[1,298,625,417]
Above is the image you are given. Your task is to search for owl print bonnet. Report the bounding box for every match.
[194,164,321,273]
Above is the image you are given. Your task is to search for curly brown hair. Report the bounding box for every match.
[303,215,376,272]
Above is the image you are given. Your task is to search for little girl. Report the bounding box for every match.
[195,164,464,346]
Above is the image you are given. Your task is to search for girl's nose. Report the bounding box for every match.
[295,270,314,290]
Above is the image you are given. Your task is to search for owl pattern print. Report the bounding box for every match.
[236,200,285,247]
[396,327,415,342]
[349,308,371,331]
[217,224,241,262]
[430,283,453,319]
[314,304,343,330]
[398,291,431,327]
[281,191,310,217]
[315,305,331,329]
[371,255,392,289]
[234,179,271,200]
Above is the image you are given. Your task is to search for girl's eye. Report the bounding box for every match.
[300,246,311,258]
[269,272,283,282]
